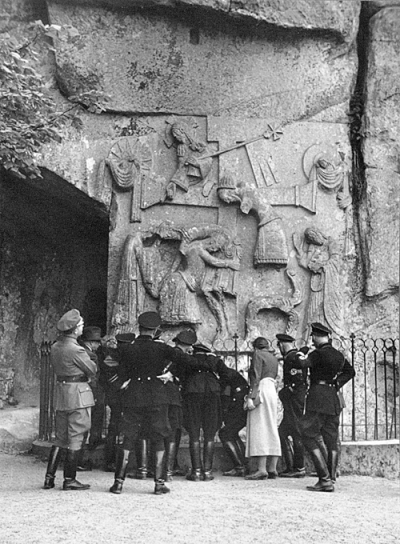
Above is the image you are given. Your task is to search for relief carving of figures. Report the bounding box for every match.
[245,268,303,341]
[218,176,289,267]
[293,226,344,337]
[164,120,214,200]
[111,222,241,341]
[106,137,153,222]
[303,144,345,193]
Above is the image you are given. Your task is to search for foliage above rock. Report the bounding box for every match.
[0,21,109,180]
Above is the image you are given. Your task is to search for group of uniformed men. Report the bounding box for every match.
[43,308,355,495]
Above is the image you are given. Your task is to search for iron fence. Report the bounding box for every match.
[38,335,399,442]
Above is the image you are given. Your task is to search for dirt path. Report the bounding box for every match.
[0,452,399,544]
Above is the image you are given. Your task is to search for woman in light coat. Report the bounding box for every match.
[245,337,281,480]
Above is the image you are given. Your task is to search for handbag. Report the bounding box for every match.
[243,386,261,410]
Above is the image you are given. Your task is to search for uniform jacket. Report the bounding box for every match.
[98,347,124,405]
[303,343,355,415]
[51,336,97,411]
[219,368,249,415]
[181,353,230,395]
[279,349,308,405]
[118,335,212,408]
[80,342,104,401]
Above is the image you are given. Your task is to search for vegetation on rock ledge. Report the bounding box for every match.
[0,21,109,180]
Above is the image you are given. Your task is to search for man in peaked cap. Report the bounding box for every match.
[43,310,97,491]
[108,314,214,496]
[173,329,197,347]
[297,322,355,492]
[276,333,308,478]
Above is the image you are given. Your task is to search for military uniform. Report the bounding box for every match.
[218,367,249,476]
[109,313,213,495]
[52,337,97,448]
[43,309,97,491]
[300,322,355,492]
[159,349,184,482]
[98,333,134,471]
[80,327,105,450]
[181,342,231,481]
[277,334,308,477]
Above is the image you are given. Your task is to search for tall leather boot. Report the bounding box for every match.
[306,449,334,492]
[186,441,202,481]
[309,436,328,477]
[103,435,116,472]
[203,440,215,481]
[173,428,184,476]
[235,436,246,461]
[76,447,92,472]
[327,450,339,484]
[292,436,305,472]
[134,439,149,479]
[109,448,130,494]
[43,446,62,489]
[163,440,177,482]
[154,449,170,495]
[221,440,245,476]
[63,449,90,491]
[279,435,294,475]
[316,435,328,462]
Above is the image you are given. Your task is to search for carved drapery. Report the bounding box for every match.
[293,227,344,337]
[111,222,241,340]
[218,179,289,267]
[106,137,152,222]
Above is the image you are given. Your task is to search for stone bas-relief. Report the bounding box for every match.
[293,227,344,338]
[112,222,241,342]
[164,119,214,200]
[2,0,399,414]
[217,176,289,267]
[245,268,303,341]
[106,138,153,223]
[107,116,352,345]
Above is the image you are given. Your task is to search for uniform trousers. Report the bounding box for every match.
[121,405,171,451]
[301,411,340,452]
[279,388,306,468]
[54,408,91,450]
[183,393,221,442]
[89,387,105,444]
[218,400,247,442]
[106,398,123,439]
[167,405,183,439]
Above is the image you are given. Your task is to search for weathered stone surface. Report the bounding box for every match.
[47,2,358,117]
[105,116,352,342]
[362,7,400,297]
[0,0,37,30]
[341,440,400,479]
[364,0,400,16]
[229,0,360,42]
[363,169,399,297]
[47,0,361,43]
[0,407,39,453]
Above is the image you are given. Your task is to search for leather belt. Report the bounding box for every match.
[57,375,88,383]
[315,380,335,387]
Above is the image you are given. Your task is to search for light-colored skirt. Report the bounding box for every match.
[245,377,282,457]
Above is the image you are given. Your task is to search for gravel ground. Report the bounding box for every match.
[0,452,399,544]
